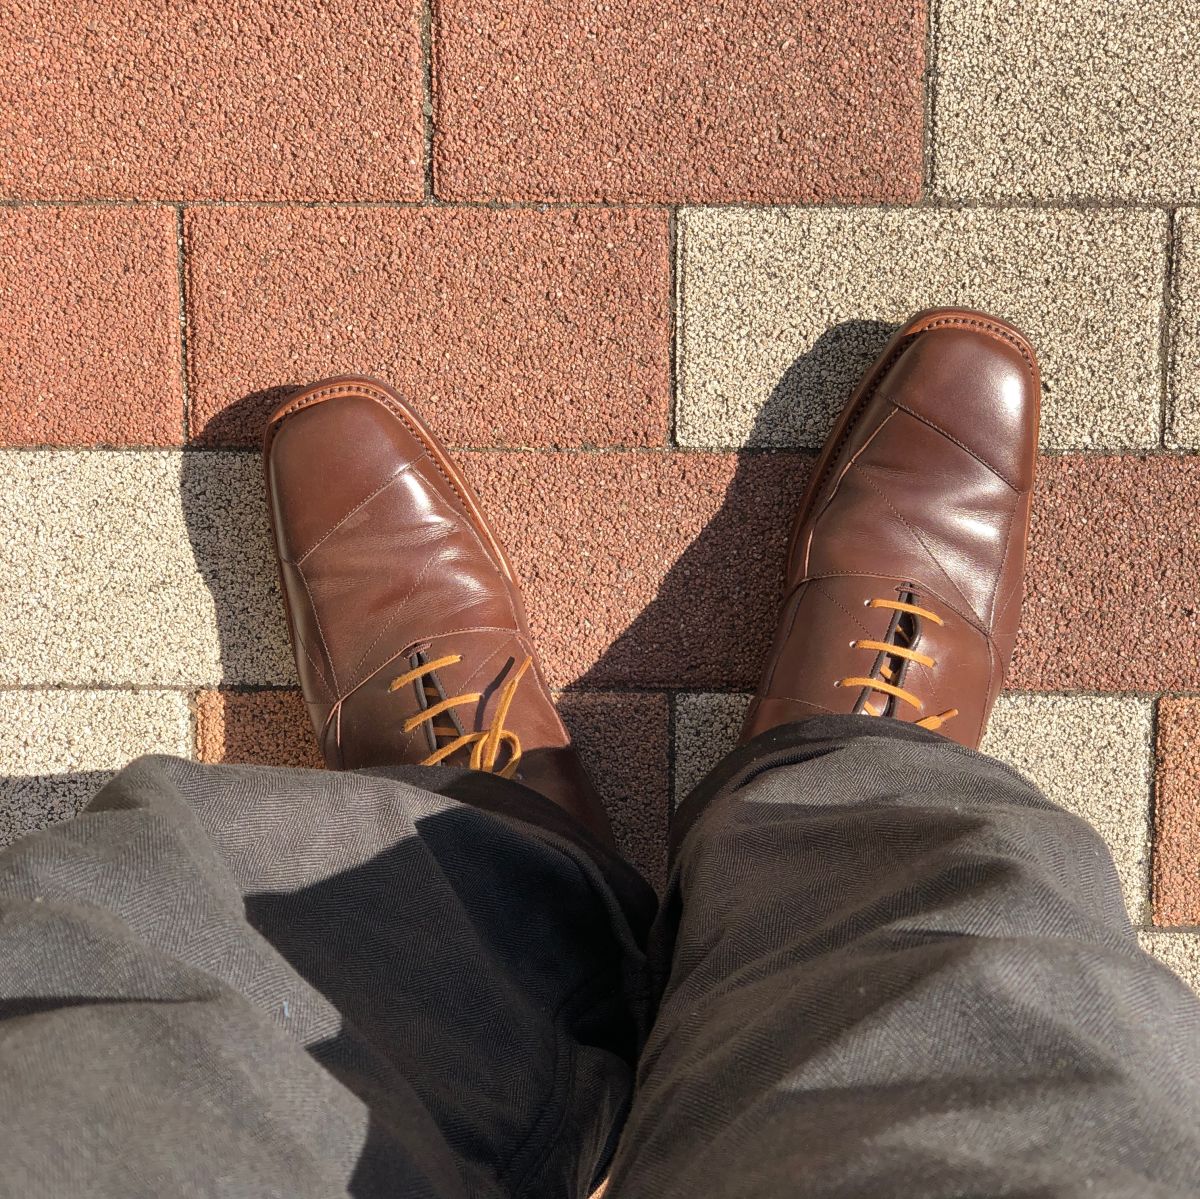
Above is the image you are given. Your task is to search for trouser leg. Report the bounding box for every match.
[610,716,1200,1197]
[0,754,654,1199]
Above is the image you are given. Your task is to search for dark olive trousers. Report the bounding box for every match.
[1,716,1198,1197]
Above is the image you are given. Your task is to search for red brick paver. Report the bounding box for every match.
[195,690,323,769]
[1013,456,1200,692]
[1153,697,1200,927]
[0,0,423,201]
[461,452,1200,695]
[464,450,812,689]
[185,207,670,447]
[0,207,182,446]
[434,0,925,203]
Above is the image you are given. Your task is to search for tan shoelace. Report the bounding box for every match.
[839,598,959,731]
[389,653,532,778]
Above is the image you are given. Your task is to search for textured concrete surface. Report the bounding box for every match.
[0,452,292,687]
[677,207,1166,450]
[981,695,1153,921]
[1152,697,1200,926]
[558,691,670,889]
[434,0,925,203]
[195,689,322,770]
[0,689,191,846]
[1014,457,1200,693]
[673,691,1153,920]
[1139,932,1200,995]
[185,207,670,447]
[0,207,182,446]
[1169,210,1200,447]
[936,0,1200,201]
[0,0,423,201]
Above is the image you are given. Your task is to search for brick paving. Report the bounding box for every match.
[433,0,926,203]
[0,208,181,445]
[2,1,1200,982]
[185,206,670,447]
[1155,698,1200,926]
[0,1,425,201]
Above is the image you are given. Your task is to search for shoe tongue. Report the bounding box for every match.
[858,588,920,719]
[407,647,468,755]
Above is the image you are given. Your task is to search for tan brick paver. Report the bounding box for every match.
[673,691,1155,919]
[1169,210,1200,447]
[677,207,1165,450]
[558,691,671,888]
[980,696,1153,921]
[936,0,1200,201]
[0,452,291,687]
[0,690,192,846]
[1139,932,1200,993]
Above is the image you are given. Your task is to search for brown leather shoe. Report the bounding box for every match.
[741,308,1041,750]
[263,376,613,844]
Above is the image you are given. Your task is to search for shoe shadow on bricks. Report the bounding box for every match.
[179,390,299,692]
[569,318,898,683]
[191,384,302,448]
[0,385,304,851]
[557,318,900,884]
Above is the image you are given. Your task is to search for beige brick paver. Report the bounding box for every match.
[981,695,1153,922]
[677,207,1166,451]
[0,689,192,846]
[0,452,291,687]
[673,692,1152,920]
[936,0,1200,201]
[1139,932,1200,994]
[1169,210,1200,447]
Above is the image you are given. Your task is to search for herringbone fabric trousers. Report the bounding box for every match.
[0,716,1197,1197]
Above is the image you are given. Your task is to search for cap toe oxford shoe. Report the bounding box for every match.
[742,309,1041,750]
[264,376,613,844]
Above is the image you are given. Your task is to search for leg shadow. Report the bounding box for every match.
[0,771,119,849]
